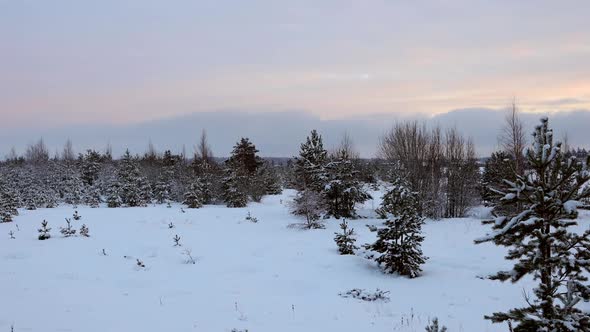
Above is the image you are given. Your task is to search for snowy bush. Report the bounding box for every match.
[425,318,447,332]
[338,288,390,302]
[60,218,76,237]
[244,211,258,223]
[79,224,89,237]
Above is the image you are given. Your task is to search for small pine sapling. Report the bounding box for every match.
[8,230,15,239]
[173,234,181,246]
[60,218,76,237]
[79,224,89,237]
[245,211,258,223]
[73,210,81,221]
[425,318,447,332]
[334,219,358,255]
[38,220,51,240]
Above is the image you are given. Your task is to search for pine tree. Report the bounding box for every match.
[481,151,514,206]
[183,181,204,208]
[293,129,328,192]
[79,149,102,186]
[83,184,101,208]
[79,224,89,237]
[222,167,248,208]
[324,149,370,219]
[106,182,122,208]
[153,172,172,204]
[60,218,76,237]
[334,219,358,255]
[0,180,19,222]
[475,117,590,331]
[366,178,427,278]
[38,220,51,240]
[62,166,84,207]
[117,150,150,207]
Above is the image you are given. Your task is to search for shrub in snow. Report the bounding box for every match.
[366,177,427,278]
[79,224,89,237]
[425,318,447,332]
[338,288,390,302]
[60,218,76,237]
[73,210,81,221]
[136,259,145,268]
[334,219,358,255]
[182,249,196,264]
[168,222,174,229]
[475,117,590,331]
[244,211,258,223]
[38,220,51,240]
[289,189,325,229]
[8,230,15,239]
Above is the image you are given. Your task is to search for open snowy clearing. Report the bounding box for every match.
[2,189,590,332]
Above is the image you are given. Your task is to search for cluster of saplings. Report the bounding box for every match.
[330,115,590,332]
[0,132,283,222]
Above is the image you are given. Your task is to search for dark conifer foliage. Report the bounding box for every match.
[475,117,590,331]
[323,149,371,219]
[367,177,427,278]
[334,219,358,255]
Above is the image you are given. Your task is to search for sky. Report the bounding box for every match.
[1,0,589,156]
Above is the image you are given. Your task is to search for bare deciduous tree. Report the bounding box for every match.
[62,139,75,162]
[499,99,526,175]
[25,138,49,163]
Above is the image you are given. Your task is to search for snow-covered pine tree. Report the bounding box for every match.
[293,129,328,192]
[260,161,282,195]
[83,184,101,208]
[222,138,261,207]
[0,180,19,222]
[117,150,150,207]
[221,167,248,208]
[38,220,51,240]
[106,182,122,208]
[334,219,358,255]
[60,218,76,237]
[183,181,204,208]
[323,149,370,219]
[366,177,427,278]
[475,117,590,332]
[62,165,84,207]
[79,224,89,237]
[153,172,172,204]
[79,149,103,186]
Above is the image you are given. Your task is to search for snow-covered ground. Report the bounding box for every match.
[2,189,589,332]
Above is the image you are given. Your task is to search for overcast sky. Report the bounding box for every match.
[1,1,589,156]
